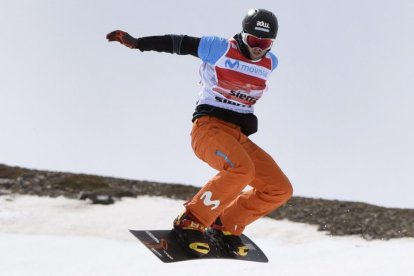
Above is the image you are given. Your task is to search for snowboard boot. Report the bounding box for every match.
[211,217,249,257]
[173,211,210,257]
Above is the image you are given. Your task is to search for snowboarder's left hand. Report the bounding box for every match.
[106,30,138,49]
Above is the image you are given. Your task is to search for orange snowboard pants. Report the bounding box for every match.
[185,116,293,235]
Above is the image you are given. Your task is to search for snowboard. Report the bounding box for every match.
[129,229,268,263]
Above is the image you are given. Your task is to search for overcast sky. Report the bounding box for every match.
[1,0,413,208]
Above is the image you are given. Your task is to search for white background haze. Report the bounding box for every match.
[1,0,414,208]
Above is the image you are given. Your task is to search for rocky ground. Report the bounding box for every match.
[1,163,413,240]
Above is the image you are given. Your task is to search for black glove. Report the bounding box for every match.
[106,30,139,49]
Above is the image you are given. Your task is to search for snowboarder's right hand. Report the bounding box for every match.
[106,30,138,49]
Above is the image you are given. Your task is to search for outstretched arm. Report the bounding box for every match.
[106,30,200,57]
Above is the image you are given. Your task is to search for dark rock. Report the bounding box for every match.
[78,192,115,205]
[1,163,413,240]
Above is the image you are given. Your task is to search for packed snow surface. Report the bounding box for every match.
[1,195,413,276]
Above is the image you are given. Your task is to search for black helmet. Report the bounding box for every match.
[242,8,278,39]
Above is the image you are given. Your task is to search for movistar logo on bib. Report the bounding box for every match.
[225,59,239,69]
[223,58,269,79]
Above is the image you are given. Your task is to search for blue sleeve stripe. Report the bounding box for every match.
[269,52,279,71]
[198,36,229,64]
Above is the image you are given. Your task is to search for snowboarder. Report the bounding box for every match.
[107,8,293,257]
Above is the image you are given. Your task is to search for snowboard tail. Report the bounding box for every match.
[129,229,268,263]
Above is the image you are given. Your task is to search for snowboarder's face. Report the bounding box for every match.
[247,47,267,60]
[241,32,273,60]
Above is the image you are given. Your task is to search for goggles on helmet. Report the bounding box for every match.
[241,32,274,51]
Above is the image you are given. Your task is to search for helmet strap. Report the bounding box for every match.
[233,33,254,60]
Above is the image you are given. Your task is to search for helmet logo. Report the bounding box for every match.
[257,21,270,28]
[255,21,270,33]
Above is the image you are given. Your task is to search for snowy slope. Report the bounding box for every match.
[1,195,413,276]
